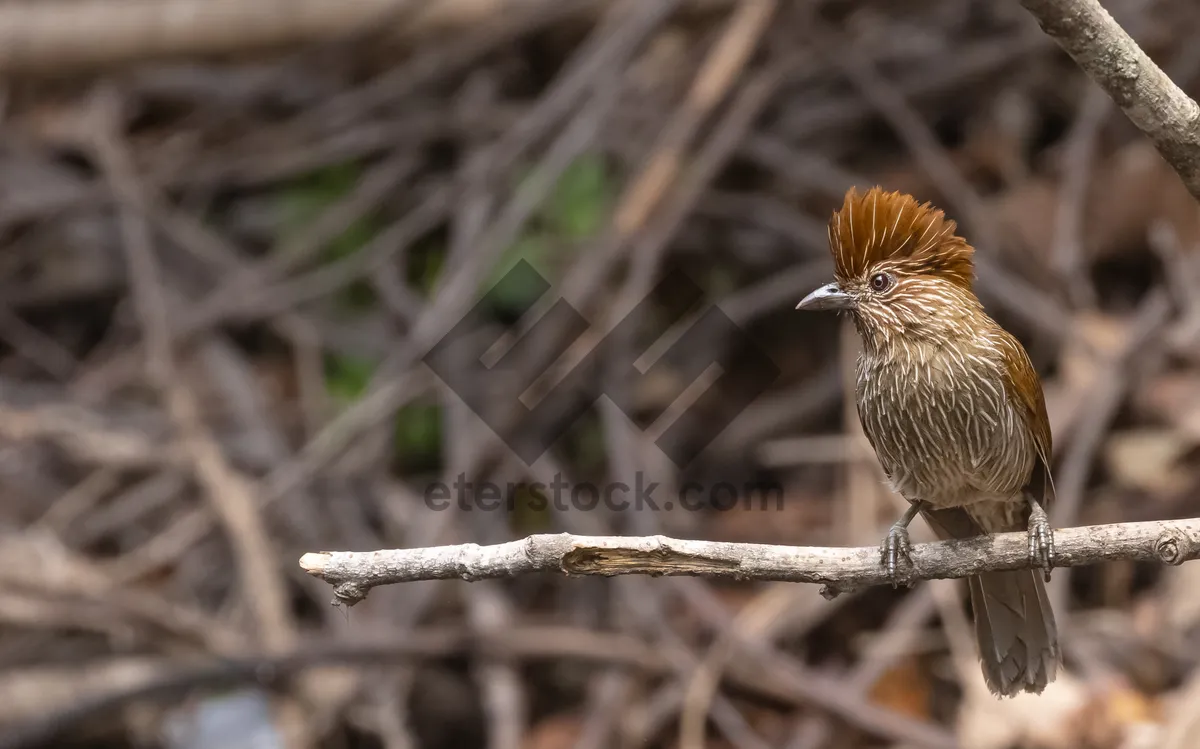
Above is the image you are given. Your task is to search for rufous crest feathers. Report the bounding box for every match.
[829,186,974,289]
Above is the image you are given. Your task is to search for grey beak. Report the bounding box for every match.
[796,282,854,311]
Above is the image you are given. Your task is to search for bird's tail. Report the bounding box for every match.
[920,506,1059,697]
[968,569,1058,696]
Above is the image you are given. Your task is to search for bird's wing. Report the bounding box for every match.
[998,329,1055,513]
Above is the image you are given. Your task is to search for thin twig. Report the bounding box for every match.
[87,91,303,696]
[1051,85,1111,309]
[613,0,776,235]
[680,584,824,749]
[0,625,671,749]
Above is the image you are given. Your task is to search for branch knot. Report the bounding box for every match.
[1154,527,1191,565]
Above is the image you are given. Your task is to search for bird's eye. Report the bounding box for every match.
[869,273,893,292]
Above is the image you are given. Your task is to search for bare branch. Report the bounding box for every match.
[0,0,556,74]
[1016,0,1200,199]
[0,0,742,76]
[300,519,1200,605]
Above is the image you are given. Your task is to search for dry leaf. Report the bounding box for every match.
[867,656,932,720]
[1131,372,1200,444]
[524,714,584,749]
[1104,686,1160,726]
[1103,429,1192,494]
[959,673,1163,749]
[1065,685,1161,749]
[991,140,1200,276]
[993,177,1059,267]
[956,672,1089,749]
[1046,311,1130,442]
[1159,562,1200,637]
[1088,141,1200,257]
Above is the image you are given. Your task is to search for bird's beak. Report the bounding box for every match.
[796,282,854,311]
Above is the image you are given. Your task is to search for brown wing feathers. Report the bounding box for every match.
[1000,329,1056,512]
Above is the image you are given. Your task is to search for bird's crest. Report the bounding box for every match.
[829,186,974,289]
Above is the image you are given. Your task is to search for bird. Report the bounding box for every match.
[796,186,1059,697]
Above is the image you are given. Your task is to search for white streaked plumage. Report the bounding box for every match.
[851,275,1036,532]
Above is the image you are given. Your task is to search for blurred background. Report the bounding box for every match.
[1,1,1200,748]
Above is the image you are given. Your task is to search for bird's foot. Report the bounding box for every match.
[879,522,913,587]
[1027,502,1055,582]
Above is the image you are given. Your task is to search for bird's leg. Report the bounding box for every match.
[880,501,923,586]
[1027,497,1055,582]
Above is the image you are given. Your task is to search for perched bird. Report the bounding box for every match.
[796,186,1058,697]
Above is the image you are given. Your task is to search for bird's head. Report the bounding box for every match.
[797,186,982,352]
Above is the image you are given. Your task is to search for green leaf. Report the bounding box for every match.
[276,162,382,308]
[393,402,443,471]
[508,484,552,534]
[486,235,551,312]
[277,163,363,247]
[479,153,612,313]
[324,354,375,403]
[574,415,607,472]
[545,152,611,238]
[411,240,447,295]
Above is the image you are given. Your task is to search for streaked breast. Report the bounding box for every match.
[855,342,1035,509]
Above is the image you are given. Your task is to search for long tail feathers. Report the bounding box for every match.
[920,505,1060,696]
[968,569,1059,696]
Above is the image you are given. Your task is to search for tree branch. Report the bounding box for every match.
[300,518,1200,606]
[1016,0,1200,200]
[0,0,572,74]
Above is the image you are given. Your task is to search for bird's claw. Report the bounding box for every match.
[1027,509,1055,583]
[879,524,913,587]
